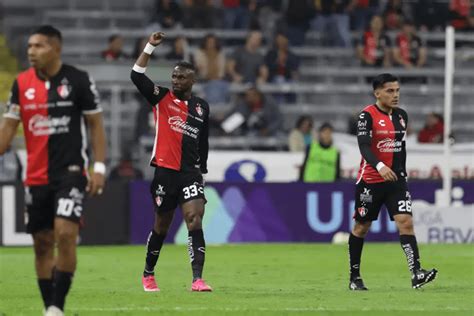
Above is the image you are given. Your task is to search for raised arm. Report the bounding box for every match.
[130,32,168,105]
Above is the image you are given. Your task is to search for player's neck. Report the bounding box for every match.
[37,60,63,81]
[174,90,192,101]
[376,101,392,114]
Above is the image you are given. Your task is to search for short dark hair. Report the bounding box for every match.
[175,61,195,72]
[31,25,62,42]
[200,33,221,51]
[372,73,399,90]
[319,122,333,132]
[108,34,121,43]
[295,115,312,129]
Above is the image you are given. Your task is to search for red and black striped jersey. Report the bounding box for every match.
[130,70,209,174]
[4,65,101,186]
[356,104,408,184]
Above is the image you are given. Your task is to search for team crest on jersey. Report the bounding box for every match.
[399,115,406,128]
[196,103,203,116]
[357,207,368,217]
[57,84,71,99]
[153,85,160,95]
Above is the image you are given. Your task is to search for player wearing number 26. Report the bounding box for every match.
[347,73,437,291]
[131,32,212,292]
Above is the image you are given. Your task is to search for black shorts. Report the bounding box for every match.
[353,179,412,222]
[25,175,87,234]
[150,167,206,213]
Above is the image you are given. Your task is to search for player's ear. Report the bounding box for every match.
[373,89,379,99]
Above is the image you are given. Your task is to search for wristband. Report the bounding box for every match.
[376,162,386,172]
[132,64,146,73]
[143,42,156,55]
[93,162,106,175]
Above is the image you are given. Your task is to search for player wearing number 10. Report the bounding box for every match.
[348,73,437,291]
[131,32,212,292]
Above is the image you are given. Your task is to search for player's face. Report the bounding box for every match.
[171,66,195,95]
[27,34,60,70]
[375,81,400,109]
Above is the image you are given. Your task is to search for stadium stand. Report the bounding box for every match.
[1,0,473,167]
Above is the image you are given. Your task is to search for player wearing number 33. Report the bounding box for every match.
[347,73,437,291]
[131,32,212,292]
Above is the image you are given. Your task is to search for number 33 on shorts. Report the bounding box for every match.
[182,183,204,200]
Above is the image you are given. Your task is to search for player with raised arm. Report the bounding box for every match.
[348,73,437,291]
[0,25,106,316]
[130,32,212,292]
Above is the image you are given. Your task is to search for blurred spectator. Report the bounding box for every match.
[133,37,157,60]
[418,112,444,143]
[413,0,448,31]
[222,0,252,29]
[383,0,406,30]
[284,0,315,46]
[181,0,217,29]
[165,36,193,63]
[288,115,313,152]
[153,0,182,29]
[310,0,353,47]
[109,150,144,181]
[0,146,22,182]
[102,34,129,61]
[264,32,299,82]
[300,122,340,182]
[350,0,380,31]
[449,0,472,30]
[393,20,427,69]
[227,30,269,84]
[356,15,392,67]
[220,87,282,136]
[194,34,229,103]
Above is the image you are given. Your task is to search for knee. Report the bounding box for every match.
[34,236,54,258]
[184,211,202,230]
[55,229,77,249]
[397,217,414,234]
[352,222,371,237]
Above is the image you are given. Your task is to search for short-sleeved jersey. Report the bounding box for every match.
[4,65,101,186]
[131,70,209,174]
[356,104,408,184]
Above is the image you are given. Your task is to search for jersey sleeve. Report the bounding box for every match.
[198,101,210,174]
[4,79,21,120]
[130,70,168,106]
[357,111,381,169]
[78,72,102,115]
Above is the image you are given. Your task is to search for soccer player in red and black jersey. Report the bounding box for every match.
[131,32,212,292]
[0,26,106,315]
[348,73,437,291]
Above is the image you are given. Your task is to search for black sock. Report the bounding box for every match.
[51,270,73,311]
[144,230,166,276]
[188,229,206,282]
[349,233,364,280]
[400,234,421,273]
[38,278,53,308]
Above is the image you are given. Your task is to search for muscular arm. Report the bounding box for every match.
[130,32,167,105]
[0,118,19,155]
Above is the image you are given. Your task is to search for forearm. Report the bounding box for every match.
[0,118,19,155]
[359,142,382,170]
[88,116,106,163]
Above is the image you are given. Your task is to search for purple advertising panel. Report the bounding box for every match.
[129,181,474,244]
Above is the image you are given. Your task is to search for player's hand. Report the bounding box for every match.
[87,172,105,196]
[148,32,165,46]
[379,166,398,182]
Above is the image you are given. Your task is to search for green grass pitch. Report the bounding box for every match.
[0,243,473,315]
